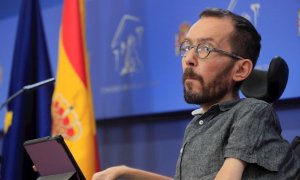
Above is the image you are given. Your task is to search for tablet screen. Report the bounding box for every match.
[23,135,85,179]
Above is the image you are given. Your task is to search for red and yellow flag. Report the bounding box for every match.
[51,0,99,179]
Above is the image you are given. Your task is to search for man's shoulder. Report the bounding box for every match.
[229,98,275,118]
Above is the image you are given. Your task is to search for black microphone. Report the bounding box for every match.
[0,77,55,110]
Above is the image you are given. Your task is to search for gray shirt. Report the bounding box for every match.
[174,98,300,180]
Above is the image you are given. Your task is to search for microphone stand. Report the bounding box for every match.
[0,78,55,110]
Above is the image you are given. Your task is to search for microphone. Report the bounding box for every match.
[0,77,55,110]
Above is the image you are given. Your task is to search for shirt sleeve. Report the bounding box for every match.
[223,100,291,172]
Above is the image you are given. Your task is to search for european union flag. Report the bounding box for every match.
[0,0,54,179]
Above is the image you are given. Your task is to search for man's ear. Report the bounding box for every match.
[232,59,253,82]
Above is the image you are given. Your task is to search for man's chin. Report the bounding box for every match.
[184,91,202,105]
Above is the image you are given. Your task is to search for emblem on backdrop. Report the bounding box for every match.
[111,14,144,76]
[52,94,82,141]
[298,10,300,36]
[175,22,191,56]
[227,0,260,27]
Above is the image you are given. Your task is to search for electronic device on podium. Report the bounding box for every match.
[23,135,85,180]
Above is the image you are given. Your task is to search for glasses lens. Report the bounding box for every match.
[180,42,190,57]
[197,45,210,59]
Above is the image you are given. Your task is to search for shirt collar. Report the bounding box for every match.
[191,99,242,116]
[191,108,205,116]
[218,99,241,111]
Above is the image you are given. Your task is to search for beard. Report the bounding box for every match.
[183,63,234,105]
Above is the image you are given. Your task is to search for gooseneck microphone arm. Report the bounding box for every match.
[0,77,55,111]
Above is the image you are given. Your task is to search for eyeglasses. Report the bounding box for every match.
[179,41,244,60]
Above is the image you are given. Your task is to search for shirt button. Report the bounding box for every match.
[199,120,204,125]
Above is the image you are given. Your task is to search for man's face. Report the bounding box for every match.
[182,17,236,106]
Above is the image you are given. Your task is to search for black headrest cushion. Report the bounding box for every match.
[240,56,289,103]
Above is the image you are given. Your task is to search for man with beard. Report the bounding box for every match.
[92,8,300,180]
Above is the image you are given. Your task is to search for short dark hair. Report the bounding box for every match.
[199,8,261,67]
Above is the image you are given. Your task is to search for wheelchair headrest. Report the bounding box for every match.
[240,56,289,103]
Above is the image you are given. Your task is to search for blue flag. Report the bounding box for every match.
[0,0,53,179]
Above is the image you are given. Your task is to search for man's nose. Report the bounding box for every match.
[183,48,198,67]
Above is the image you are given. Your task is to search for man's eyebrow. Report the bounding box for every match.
[195,38,215,44]
[183,37,215,44]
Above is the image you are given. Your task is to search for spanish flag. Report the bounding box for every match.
[51,0,99,179]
